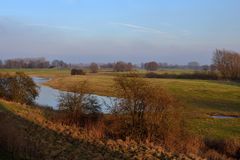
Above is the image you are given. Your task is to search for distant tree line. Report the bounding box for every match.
[3,58,50,68]
[113,61,133,72]
[140,61,213,71]
[51,59,68,68]
[73,60,218,73]
[100,63,114,69]
[1,49,239,81]
[0,58,68,69]
[0,57,208,71]
[145,71,219,80]
[144,61,159,71]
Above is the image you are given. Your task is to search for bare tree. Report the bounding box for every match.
[112,73,182,141]
[188,61,200,70]
[58,81,101,126]
[213,49,240,80]
[144,61,159,71]
[100,63,114,69]
[0,60,2,68]
[113,61,133,72]
[89,63,99,73]
[51,60,68,68]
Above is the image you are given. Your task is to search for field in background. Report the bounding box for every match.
[0,68,240,139]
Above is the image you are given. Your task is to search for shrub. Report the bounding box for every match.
[203,138,240,159]
[58,81,102,127]
[223,139,240,159]
[0,72,39,105]
[71,69,86,75]
[113,61,133,72]
[111,73,184,143]
[84,117,105,139]
[0,73,9,98]
[144,61,159,71]
[89,63,99,73]
[104,116,126,139]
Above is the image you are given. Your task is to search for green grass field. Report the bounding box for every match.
[1,68,240,139]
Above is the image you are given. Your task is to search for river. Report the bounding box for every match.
[33,77,117,113]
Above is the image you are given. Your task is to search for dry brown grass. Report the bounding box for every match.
[1,99,195,160]
[1,99,240,160]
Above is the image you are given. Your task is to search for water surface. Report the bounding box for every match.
[210,115,240,119]
[33,77,117,112]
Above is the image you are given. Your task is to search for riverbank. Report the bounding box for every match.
[0,99,197,160]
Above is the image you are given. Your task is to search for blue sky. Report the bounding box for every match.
[0,0,240,64]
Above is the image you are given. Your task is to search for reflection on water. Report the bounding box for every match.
[211,115,240,119]
[33,77,117,113]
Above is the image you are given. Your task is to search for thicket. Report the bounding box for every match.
[89,63,99,73]
[213,49,240,81]
[57,81,104,137]
[108,74,187,150]
[0,72,38,105]
[71,69,86,75]
[113,61,133,72]
[144,61,159,71]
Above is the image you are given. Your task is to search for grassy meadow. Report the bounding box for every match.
[1,68,240,140]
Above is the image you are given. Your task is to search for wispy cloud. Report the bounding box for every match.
[111,22,192,39]
[112,22,166,34]
[26,24,86,31]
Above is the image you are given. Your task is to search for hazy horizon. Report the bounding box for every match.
[1,0,240,65]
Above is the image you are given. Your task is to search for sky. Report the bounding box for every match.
[0,0,240,64]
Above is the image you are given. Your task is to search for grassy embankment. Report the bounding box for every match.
[0,99,187,160]
[1,68,240,139]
